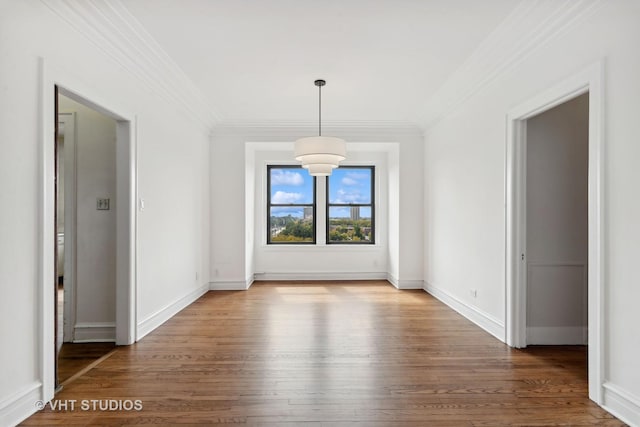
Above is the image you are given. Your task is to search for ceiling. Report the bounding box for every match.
[122,0,520,127]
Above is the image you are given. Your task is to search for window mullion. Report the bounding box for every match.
[317,176,327,245]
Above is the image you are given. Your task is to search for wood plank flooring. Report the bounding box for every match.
[23,281,624,426]
[57,342,117,385]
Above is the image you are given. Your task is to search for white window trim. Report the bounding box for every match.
[262,160,381,249]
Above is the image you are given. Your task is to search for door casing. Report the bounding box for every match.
[505,61,605,403]
[39,57,138,403]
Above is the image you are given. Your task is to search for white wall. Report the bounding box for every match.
[424,0,640,421]
[211,127,423,289]
[59,95,118,341]
[526,93,588,344]
[210,130,247,288]
[0,2,210,424]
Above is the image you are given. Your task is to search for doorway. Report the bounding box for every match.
[55,94,119,386]
[505,62,605,403]
[525,93,589,346]
[39,62,138,402]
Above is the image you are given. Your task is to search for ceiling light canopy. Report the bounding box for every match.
[294,79,346,176]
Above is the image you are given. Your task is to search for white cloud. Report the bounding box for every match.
[340,171,370,186]
[272,191,303,204]
[334,188,367,204]
[341,177,358,186]
[271,206,304,217]
[271,170,304,186]
[346,172,369,180]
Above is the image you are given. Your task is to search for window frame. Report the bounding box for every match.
[266,164,317,245]
[325,165,375,245]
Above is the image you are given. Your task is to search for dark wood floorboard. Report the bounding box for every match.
[58,342,117,384]
[24,280,624,426]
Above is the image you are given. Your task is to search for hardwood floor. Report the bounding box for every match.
[24,281,623,426]
[56,284,117,385]
[58,342,117,385]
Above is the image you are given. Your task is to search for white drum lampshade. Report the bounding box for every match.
[294,80,346,176]
[304,163,335,176]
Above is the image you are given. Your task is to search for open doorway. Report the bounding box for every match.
[40,61,137,403]
[55,93,119,386]
[525,93,589,345]
[505,63,605,403]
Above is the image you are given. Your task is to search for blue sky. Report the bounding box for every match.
[328,168,372,205]
[270,167,372,218]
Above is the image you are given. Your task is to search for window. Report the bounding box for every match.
[326,166,375,244]
[267,165,316,244]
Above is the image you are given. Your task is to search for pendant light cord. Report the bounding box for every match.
[318,83,322,136]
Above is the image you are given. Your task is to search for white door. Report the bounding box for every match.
[58,112,77,343]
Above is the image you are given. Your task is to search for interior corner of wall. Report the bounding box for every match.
[246,275,255,289]
[386,273,399,288]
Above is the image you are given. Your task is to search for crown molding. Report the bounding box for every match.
[416,0,603,131]
[211,120,423,140]
[212,120,422,136]
[41,0,220,131]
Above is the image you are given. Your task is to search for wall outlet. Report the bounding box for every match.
[195,272,199,281]
[470,289,477,298]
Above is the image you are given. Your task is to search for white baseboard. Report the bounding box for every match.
[0,381,41,427]
[423,281,505,342]
[388,274,424,290]
[137,283,209,340]
[253,272,387,281]
[73,322,116,342]
[526,326,588,345]
[398,279,424,289]
[209,280,252,290]
[603,382,640,426]
[387,273,399,288]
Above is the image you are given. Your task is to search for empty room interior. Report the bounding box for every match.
[1,1,639,426]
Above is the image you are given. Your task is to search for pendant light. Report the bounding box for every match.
[294,79,346,176]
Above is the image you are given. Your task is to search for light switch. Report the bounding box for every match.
[97,198,110,210]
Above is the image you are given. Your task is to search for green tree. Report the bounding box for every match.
[354,224,363,239]
[281,219,313,239]
[330,231,346,241]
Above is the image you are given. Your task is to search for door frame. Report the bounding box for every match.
[505,61,605,403]
[39,58,138,402]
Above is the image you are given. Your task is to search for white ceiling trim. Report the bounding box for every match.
[417,0,603,131]
[245,142,399,153]
[211,124,423,140]
[40,0,220,131]
[215,120,422,132]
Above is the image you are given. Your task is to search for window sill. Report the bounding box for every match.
[261,243,382,251]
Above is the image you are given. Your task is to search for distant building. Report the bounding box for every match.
[350,207,360,221]
[304,207,313,220]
